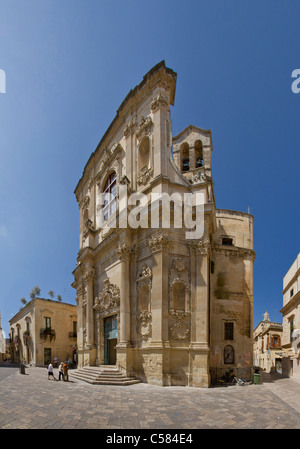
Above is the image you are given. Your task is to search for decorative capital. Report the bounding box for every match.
[117,243,131,260]
[149,233,171,253]
[151,93,169,112]
[83,267,95,282]
[189,237,211,255]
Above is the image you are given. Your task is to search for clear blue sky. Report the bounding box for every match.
[0,0,300,337]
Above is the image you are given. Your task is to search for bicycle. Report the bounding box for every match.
[233,376,252,386]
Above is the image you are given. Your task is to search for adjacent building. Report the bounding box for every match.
[9,298,77,366]
[72,61,255,387]
[0,311,6,362]
[281,252,300,378]
[253,311,283,373]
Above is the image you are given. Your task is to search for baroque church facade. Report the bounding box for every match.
[72,61,255,387]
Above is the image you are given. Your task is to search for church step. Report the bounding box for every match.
[69,367,142,386]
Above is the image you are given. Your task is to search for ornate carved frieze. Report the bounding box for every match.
[94,279,120,317]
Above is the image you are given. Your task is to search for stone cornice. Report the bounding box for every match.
[212,244,256,261]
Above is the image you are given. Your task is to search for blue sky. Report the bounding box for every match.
[0,0,300,337]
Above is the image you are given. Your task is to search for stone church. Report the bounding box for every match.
[72,61,255,387]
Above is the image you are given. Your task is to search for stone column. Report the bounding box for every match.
[83,266,96,365]
[189,237,211,387]
[148,233,171,386]
[116,243,132,374]
[117,243,131,345]
[74,279,84,367]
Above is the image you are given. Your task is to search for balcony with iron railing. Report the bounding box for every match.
[69,332,77,339]
[40,327,56,342]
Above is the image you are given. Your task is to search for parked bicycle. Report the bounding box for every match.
[233,376,252,386]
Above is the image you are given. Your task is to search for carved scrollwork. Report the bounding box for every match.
[136,116,153,139]
[169,320,190,341]
[94,279,120,317]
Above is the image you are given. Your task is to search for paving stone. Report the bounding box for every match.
[0,366,299,429]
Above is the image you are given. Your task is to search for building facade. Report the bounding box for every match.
[9,298,77,366]
[253,311,283,373]
[72,61,255,387]
[281,252,300,378]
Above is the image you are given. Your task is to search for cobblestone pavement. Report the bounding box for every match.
[0,365,299,430]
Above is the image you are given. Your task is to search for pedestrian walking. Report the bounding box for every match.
[47,362,56,380]
[58,362,64,381]
[63,361,68,381]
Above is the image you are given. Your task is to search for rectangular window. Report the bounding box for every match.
[224,322,234,340]
[290,289,294,298]
[222,237,233,246]
[44,317,51,329]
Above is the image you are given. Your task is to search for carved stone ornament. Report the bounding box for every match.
[79,195,90,210]
[137,265,152,288]
[124,119,137,137]
[151,93,169,112]
[96,144,121,182]
[169,320,190,340]
[116,243,131,260]
[149,233,171,253]
[137,166,153,185]
[136,116,153,139]
[172,258,186,273]
[190,237,211,255]
[189,170,207,184]
[94,279,120,317]
[137,311,152,341]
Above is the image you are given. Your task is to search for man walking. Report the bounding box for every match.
[47,362,56,380]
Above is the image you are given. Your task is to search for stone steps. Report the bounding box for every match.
[69,366,142,386]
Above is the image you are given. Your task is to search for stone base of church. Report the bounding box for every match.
[78,346,97,367]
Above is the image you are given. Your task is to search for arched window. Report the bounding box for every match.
[103,171,117,221]
[194,140,203,168]
[224,345,234,364]
[180,142,190,172]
